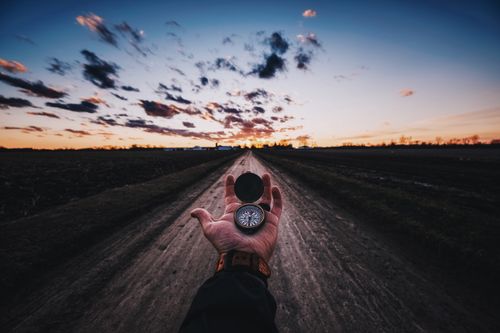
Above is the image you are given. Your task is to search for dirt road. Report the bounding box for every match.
[4,152,495,332]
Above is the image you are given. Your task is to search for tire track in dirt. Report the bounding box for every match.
[6,152,494,332]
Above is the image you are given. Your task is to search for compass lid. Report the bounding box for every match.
[234,172,264,203]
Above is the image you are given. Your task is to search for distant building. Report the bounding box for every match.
[214,142,233,150]
[163,148,175,151]
[298,145,312,150]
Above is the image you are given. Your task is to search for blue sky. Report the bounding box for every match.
[1,0,500,148]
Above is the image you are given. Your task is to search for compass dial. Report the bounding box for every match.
[234,204,265,230]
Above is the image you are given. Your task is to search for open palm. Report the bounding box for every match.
[191,173,283,262]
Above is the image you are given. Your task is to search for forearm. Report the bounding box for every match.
[179,271,278,333]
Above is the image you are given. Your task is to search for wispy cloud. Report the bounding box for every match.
[46,101,99,113]
[0,72,66,98]
[0,95,37,108]
[296,33,321,48]
[76,13,118,47]
[65,128,92,136]
[400,89,415,97]
[27,111,60,119]
[46,58,72,76]
[336,107,500,143]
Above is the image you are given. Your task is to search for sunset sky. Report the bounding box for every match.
[1,0,500,148]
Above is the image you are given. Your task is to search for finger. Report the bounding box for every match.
[261,173,272,203]
[224,174,238,204]
[191,208,213,233]
[270,186,283,218]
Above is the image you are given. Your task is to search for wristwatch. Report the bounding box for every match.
[215,250,271,279]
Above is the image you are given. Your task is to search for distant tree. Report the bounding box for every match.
[399,135,412,145]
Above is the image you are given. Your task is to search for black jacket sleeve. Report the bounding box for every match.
[179,271,278,333]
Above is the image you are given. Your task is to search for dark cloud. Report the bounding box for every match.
[162,91,192,104]
[165,20,182,28]
[0,72,66,98]
[222,115,276,141]
[91,116,119,126]
[195,61,207,73]
[251,53,286,79]
[221,106,243,114]
[295,49,313,70]
[251,117,273,128]
[47,58,72,75]
[27,111,60,119]
[252,106,265,114]
[81,49,119,89]
[222,37,233,45]
[115,22,144,44]
[3,125,43,133]
[111,92,128,100]
[124,119,224,141]
[183,121,195,128]
[114,22,149,56]
[271,115,294,123]
[266,32,289,55]
[244,43,255,52]
[211,79,220,88]
[121,85,140,92]
[15,34,36,45]
[65,128,92,136]
[0,95,37,109]
[158,82,182,93]
[212,57,241,73]
[46,101,98,113]
[169,66,186,76]
[222,115,244,128]
[244,89,270,102]
[199,77,219,89]
[139,100,193,118]
[140,100,177,118]
[76,13,118,47]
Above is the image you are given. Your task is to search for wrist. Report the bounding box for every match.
[215,250,271,282]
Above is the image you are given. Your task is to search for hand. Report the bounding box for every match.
[191,173,283,262]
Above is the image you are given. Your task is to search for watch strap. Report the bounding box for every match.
[215,250,271,279]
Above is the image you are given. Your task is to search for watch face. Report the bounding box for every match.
[234,204,265,230]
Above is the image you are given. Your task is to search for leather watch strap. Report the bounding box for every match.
[215,250,271,278]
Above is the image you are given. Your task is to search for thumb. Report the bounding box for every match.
[191,208,213,233]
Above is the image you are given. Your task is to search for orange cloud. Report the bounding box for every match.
[400,89,415,97]
[76,13,103,32]
[82,95,109,107]
[303,9,317,17]
[0,58,28,73]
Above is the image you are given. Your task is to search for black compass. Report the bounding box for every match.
[233,172,266,233]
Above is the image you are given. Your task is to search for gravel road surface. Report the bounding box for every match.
[4,152,494,332]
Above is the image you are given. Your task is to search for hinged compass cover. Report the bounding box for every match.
[234,172,264,203]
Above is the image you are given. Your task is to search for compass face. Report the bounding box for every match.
[234,204,265,230]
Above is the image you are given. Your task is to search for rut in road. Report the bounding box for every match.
[7,152,491,332]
